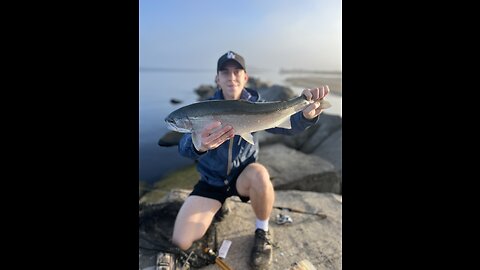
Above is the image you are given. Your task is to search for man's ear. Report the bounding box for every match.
[244,72,249,83]
[215,75,219,88]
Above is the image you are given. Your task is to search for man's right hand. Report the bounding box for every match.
[195,121,235,153]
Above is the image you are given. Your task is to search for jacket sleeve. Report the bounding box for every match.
[178,133,206,159]
[265,111,319,135]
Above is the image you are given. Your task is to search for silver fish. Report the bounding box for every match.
[165,95,331,150]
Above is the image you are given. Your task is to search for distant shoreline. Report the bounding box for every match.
[279,68,342,75]
[284,76,342,96]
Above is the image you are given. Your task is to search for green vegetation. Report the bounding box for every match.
[139,164,199,204]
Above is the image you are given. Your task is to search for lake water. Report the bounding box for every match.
[139,69,342,184]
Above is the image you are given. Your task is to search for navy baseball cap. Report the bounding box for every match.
[217,51,246,72]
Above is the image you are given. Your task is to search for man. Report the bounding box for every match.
[172,51,329,270]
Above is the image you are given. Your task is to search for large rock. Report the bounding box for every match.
[158,131,184,147]
[139,189,342,270]
[194,84,216,101]
[257,84,296,101]
[259,144,341,194]
[203,191,342,270]
[247,76,270,90]
[256,123,320,150]
[258,113,341,152]
[283,124,321,150]
[313,129,342,177]
[300,114,342,154]
[256,130,287,146]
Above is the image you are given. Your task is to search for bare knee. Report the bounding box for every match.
[249,163,270,179]
[249,163,272,193]
[170,196,221,251]
[172,235,192,251]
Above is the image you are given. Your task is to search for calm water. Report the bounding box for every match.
[139,69,342,184]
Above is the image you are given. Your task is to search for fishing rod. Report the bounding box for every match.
[231,199,327,219]
[273,205,327,219]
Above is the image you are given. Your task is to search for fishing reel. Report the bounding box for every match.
[276,213,293,225]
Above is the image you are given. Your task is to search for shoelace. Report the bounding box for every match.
[256,231,273,246]
[256,230,281,248]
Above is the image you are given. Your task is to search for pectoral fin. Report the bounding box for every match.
[192,131,202,151]
[276,117,292,129]
[240,133,255,145]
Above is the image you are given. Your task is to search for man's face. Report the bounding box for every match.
[216,61,248,100]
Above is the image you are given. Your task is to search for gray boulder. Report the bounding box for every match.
[258,113,341,153]
[259,144,341,194]
[313,129,342,177]
[257,84,296,101]
[256,130,287,146]
[203,191,342,270]
[158,131,184,147]
[247,76,270,90]
[194,84,216,101]
[300,114,342,154]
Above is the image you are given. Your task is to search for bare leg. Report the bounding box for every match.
[236,163,274,220]
[172,195,222,250]
[237,163,275,269]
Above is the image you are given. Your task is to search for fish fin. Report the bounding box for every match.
[276,117,292,129]
[240,133,255,145]
[319,99,332,109]
[191,131,203,151]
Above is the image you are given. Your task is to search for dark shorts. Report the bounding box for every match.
[190,177,250,205]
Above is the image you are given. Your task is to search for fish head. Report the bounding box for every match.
[165,113,192,133]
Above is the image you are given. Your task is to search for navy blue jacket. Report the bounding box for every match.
[178,88,319,187]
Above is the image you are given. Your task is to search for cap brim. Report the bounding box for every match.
[218,59,245,71]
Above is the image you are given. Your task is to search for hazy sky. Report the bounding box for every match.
[140,0,342,71]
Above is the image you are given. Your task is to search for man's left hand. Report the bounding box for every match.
[302,86,330,119]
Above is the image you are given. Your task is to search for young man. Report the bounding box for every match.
[172,51,329,270]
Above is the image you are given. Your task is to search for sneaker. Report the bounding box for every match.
[250,229,274,270]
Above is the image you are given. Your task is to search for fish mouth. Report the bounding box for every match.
[165,118,177,131]
[165,118,190,133]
